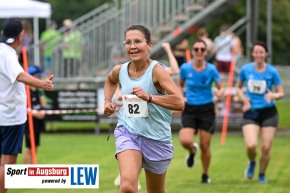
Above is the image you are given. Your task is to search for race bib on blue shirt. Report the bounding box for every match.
[248,80,266,94]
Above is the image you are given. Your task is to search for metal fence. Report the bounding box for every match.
[28,0,233,82]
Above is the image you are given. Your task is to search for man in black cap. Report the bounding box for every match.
[0,18,54,193]
[0,18,24,44]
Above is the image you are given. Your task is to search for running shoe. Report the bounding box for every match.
[114,174,120,186]
[244,161,256,179]
[186,143,199,168]
[258,174,268,183]
[201,174,211,184]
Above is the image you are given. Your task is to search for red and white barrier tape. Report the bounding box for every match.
[27,108,97,115]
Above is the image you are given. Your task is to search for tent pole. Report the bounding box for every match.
[33,17,40,66]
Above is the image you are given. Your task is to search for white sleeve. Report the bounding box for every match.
[3,54,24,84]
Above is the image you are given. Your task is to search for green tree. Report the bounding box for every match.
[39,0,113,29]
[258,0,290,65]
[205,0,290,65]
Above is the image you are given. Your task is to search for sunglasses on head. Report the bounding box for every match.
[193,47,206,52]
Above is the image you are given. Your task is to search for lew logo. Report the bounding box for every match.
[5,164,99,189]
[70,167,98,185]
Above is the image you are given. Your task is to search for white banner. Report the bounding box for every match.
[5,164,99,189]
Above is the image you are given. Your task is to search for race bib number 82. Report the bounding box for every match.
[123,95,149,117]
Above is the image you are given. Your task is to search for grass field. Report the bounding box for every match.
[275,100,290,129]
[10,133,290,193]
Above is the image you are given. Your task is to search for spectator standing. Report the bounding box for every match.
[18,20,33,65]
[23,65,47,164]
[21,20,33,50]
[0,18,54,193]
[62,19,84,77]
[213,25,233,78]
[40,20,61,75]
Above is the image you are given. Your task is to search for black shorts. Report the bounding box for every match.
[181,103,215,134]
[175,56,186,67]
[242,106,278,127]
[25,118,44,148]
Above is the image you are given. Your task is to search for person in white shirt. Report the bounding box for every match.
[0,18,54,193]
[213,25,233,78]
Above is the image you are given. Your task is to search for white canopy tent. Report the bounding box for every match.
[0,0,52,65]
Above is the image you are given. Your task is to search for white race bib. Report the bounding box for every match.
[248,79,266,94]
[123,95,149,117]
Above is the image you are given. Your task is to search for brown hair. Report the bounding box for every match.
[192,39,207,49]
[252,41,268,53]
[124,25,151,43]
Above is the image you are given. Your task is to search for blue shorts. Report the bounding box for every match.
[0,124,25,155]
[114,125,173,174]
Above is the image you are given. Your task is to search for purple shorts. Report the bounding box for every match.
[114,125,173,174]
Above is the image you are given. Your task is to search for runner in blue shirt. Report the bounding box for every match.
[236,42,284,183]
[178,39,224,183]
